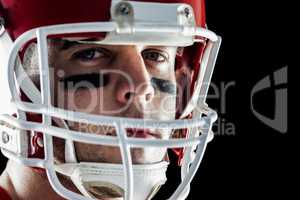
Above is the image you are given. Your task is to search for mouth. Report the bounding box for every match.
[75,123,167,139]
[126,128,161,139]
[97,127,161,139]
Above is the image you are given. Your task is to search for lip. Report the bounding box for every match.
[126,128,161,139]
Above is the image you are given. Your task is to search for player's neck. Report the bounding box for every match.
[0,160,64,200]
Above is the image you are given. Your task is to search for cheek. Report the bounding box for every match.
[130,147,166,164]
[152,92,177,119]
[60,89,100,112]
[53,137,66,163]
[163,94,177,111]
[75,142,122,163]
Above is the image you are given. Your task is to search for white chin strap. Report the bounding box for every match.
[55,161,168,200]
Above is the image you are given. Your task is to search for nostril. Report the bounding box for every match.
[145,93,153,102]
[116,81,154,103]
[125,92,133,100]
[123,90,153,103]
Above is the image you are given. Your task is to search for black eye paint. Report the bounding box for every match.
[60,73,110,89]
[151,77,176,94]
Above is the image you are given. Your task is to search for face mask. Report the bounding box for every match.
[55,161,169,200]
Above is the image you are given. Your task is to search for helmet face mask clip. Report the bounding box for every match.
[0,0,221,199]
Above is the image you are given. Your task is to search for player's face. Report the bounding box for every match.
[46,39,178,164]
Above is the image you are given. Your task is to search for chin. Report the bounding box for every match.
[130,147,166,164]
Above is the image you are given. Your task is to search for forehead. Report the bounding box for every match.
[48,38,177,53]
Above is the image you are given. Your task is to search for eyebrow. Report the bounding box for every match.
[58,38,102,51]
[58,39,174,51]
[59,40,82,50]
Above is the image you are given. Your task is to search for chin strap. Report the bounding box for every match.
[55,161,169,200]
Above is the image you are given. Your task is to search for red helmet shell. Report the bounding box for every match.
[0,0,206,40]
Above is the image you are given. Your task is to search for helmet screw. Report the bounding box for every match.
[56,69,65,78]
[184,7,190,18]
[2,131,9,144]
[117,2,131,16]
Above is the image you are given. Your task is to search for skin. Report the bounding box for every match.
[0,38,190,199]
[50,40,178,164]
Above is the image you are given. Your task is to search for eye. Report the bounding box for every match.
[142,49,168,63]
[72,48,108,62]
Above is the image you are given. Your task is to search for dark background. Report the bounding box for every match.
[0,0,292,199]
[186,1,292,199]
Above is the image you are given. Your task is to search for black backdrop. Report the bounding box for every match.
[0,0,292,199]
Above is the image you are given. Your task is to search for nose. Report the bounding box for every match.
[115,48,154,104]
[116,81,154,104]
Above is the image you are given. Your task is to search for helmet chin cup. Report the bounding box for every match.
[55,161,168,200]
